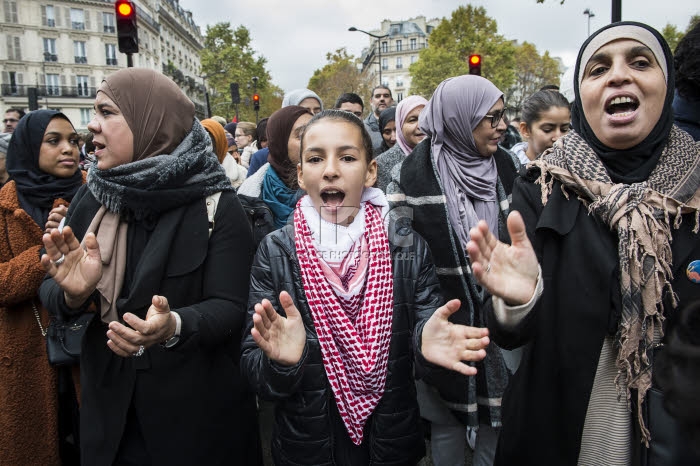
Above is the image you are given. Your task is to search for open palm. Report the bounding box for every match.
[466,211,539,305]
[41,226,102,300]
[251,291,306,366]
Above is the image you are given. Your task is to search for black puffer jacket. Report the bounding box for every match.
[241,222,444,465]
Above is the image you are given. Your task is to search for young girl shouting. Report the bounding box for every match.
[241,110,490,465]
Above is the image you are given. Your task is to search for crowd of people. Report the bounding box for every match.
[0,20,699,466]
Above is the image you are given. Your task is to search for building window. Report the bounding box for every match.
[396,40,402,52]
[105,44,117,66]
[381,58,388,71]
[411,55,417,64]
[76,75,89,97]
[381,41,388,54]
[43,38,58,61]
[410,38,417,50]
[6,36,21,61]
[397,92,404,102]
[103,12,115,33]
[4,0,17,22]
[80,108,91,126]
[7,71,18,94]
[46,74,61,96]
[396,57,403,69]
[71,8,85,30]
[74,41,87,64]
[396,76,404,87]
[45,5,55,27]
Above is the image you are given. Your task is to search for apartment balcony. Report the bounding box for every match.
[74,56,88,64]
[0,84,97,99]
[44,53,58,62]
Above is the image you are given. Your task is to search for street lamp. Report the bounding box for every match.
[349,27,389,87]
[583,8,595,37]
[200,69,225,118]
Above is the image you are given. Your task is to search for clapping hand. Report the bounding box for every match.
[421,299,490,376]
[251,291,306,366]
[41,226,102,308]
[466,211,539,306]
[106,295,177,357]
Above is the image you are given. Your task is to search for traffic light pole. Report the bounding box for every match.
[127,53,133,68]
[252,76,259,124]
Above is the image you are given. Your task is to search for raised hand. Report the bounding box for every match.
[44,204,68,233]
[421,299,490,376]
[466,211,539,306]
[106,295,177,357]
[41,226,102,307]
[251,291,306,366]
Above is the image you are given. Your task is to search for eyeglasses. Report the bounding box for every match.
[3,118,18,124]
[483,107,509,128]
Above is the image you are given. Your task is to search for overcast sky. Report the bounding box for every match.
[177,0,698,95]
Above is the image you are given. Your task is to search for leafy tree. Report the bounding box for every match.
[408,6,517,97]
[663,24,685,53]
[198,23,281,122]
[307,48,374,111]
[506,42,562,113]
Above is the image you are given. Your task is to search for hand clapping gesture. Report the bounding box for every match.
[41,225,102,307]
[106,295,177,357]
[421,299,490,376]
[251,291,306,366]
[465,211,540,306]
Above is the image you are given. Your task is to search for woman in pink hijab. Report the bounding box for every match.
[374,95,428,192]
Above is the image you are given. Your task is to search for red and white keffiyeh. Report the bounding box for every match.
[294,198,394,445]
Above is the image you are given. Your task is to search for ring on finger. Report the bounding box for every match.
[52,254,66,266]
[485,263,491,273]
[132,345,145,358]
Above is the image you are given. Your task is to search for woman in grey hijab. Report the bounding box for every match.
[386,74,519,466]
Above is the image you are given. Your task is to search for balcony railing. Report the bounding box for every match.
[47,18,55,27]
[0,84,97,99]
[106,58,118,66]
[74,56,87,64]
[44,53,58,62]
[103,25,115,33]
[72,21,85,30]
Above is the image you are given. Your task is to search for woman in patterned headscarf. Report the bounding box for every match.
[39,68,260,465]
[467,22,700,465]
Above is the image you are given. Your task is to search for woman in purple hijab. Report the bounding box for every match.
[386,74,520,466]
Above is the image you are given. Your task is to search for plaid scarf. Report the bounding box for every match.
[530,127,700,443]
[294,200,394,445]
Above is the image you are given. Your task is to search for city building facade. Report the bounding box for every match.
[0,0,206,130]
[358,16,440,102]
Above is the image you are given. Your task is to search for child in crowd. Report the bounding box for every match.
[511,89,571,165]
[241,109,491,465]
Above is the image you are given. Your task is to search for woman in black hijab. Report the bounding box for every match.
[466,22,700,465]
[0,110,83,465]
[377,106,396,155]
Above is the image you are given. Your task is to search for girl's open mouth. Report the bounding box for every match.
[320,189,345,208]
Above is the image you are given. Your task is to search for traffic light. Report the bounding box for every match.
[115,0,138,54]
[253,93,260,111]
[27,87,39,111]
[468,54,482,76]
[230,83,240,104]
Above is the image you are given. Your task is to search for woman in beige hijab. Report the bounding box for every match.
[39,68,261,465]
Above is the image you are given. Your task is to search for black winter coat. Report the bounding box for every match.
[487,175,700,465]
[40,187,259,466]
[241,222,444,466]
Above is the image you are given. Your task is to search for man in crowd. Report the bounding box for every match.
[364,86,394,153]
[3,108,25,133]
[334,92,364,119]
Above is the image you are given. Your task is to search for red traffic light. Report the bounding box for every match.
[116,0,134,17]
[468,54,482,76]
[253,94,260,102]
